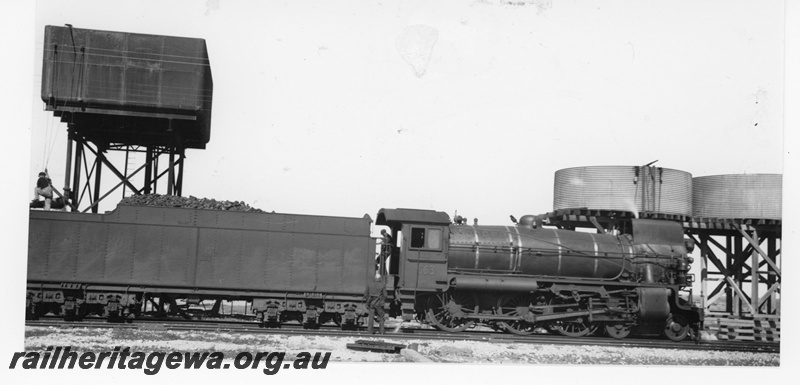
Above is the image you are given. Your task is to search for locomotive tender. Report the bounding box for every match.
[27,203,701,341]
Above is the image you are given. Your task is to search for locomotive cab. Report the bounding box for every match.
[376,208,451,319]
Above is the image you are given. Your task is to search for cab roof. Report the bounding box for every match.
[376,208,451,226]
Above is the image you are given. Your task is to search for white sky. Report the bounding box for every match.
[24,0,786,226]
[2,1,798,383]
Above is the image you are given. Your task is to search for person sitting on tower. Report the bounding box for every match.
[32,171,53,210]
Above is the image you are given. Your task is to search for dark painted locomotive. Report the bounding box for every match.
[26,204,701,341]
[377,209,700,340]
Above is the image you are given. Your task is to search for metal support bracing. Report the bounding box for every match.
[77,145,96,209]
[80,140,141,196]
[167,150,174,195]
[153,151,159,194]
[92,147,104,214]
[176,147,185,196]
[71,137,82,207]
[81,162,147,213]
[143,154,182,194]
[123,147,130,198]
[64,136,187,213]
[144,148,153,195]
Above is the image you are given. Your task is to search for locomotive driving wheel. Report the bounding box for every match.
[663,314,690,342]
[496,293,545,336]
[548,297,596,337]
[425,291,476,333]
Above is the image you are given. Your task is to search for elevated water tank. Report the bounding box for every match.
[41,25,213,149]
[692,174,782,220]
[554,165,693,216]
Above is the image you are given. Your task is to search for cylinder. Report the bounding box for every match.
[553,165,693,216]
[637,287,670,321]
[692,174,782,220]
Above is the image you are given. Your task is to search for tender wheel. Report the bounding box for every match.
[496,293,545,336]
[321,313,342,327]
[549,297,596,337]
[604,323,632,339]
[425,291,476,332]
[663,314,690,342]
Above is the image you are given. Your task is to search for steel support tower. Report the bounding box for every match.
[59,122,188,213]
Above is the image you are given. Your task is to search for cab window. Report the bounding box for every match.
[409,227,442,250]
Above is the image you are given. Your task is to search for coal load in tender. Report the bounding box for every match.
[120,194,264,212]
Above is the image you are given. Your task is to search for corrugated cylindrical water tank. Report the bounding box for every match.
[692,174,782,220]
[554,166,693,216]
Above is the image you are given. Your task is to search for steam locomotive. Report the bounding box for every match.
[26,202,701,341]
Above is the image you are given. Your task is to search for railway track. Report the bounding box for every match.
[25,317,778,355]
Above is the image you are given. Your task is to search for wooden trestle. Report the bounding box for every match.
[537,209,781,321]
